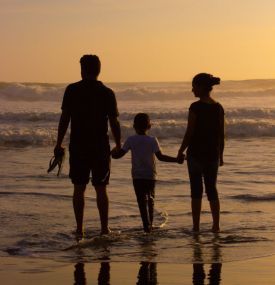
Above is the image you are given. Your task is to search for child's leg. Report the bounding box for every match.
[133,179,151,232]
[147,180,156,227]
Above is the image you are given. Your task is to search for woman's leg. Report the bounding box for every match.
[187,157,204,232]
[204,161,220,232]
[210,199,220,232]
[191,198,202,232]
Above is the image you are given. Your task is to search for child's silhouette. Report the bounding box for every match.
[112,113,184,233]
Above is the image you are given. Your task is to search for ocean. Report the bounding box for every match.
[1,80,275,265]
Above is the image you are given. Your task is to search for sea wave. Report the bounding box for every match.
[1,80,275,101]
[230,194,275,202]
[0,82,65,101]
[1,118,275,146]
[1,108,275,123]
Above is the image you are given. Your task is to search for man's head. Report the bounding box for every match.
[133,113,151,133]
[80,54,101,79]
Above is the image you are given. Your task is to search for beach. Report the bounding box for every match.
[1,80,275,283]
[1,255,275,284]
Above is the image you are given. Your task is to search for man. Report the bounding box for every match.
[54,54,121,239]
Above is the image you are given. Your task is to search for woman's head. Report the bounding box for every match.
[192,73,220,97]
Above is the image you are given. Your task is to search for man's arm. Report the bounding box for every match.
[54,110,70,154]
[111,148,126,159]
[109,116,121,149]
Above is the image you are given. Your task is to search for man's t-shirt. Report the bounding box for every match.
[187,101,224,161]
[61,80,119,154]
[122,135,161,180]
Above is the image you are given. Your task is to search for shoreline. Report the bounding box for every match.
[1,254,275,284]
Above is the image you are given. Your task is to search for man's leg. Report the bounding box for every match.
[73,184,86,237]
[94,185,110,235]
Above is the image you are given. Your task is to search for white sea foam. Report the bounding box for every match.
[0,80,275,145]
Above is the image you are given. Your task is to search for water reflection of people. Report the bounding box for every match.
[74,263,86,285]
[137,262,158,285]
[136,235,158,284]
[193,263,222,285]
[74,262,110,285]
[192,235,222,285]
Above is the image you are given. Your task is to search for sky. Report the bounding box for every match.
[1,0,275,83]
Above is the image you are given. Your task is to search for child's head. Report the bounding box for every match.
[133,113,151,133]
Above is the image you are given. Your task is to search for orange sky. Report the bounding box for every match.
[1,0,275,82]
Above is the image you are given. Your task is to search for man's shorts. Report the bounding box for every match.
[69,152,110,186]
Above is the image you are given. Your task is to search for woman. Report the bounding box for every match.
[178,73,224,233]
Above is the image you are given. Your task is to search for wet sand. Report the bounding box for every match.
[1,254,275,284]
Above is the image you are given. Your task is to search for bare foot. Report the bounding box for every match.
[73,230,84,242]
[144,226,152,234]
[192,226,200,234]
[212,226,220,233]
[100,227,112,235]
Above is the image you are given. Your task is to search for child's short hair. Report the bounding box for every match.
[134,113,150,131]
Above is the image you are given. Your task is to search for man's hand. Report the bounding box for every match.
[111,146,125,159]
[54,145,65,157]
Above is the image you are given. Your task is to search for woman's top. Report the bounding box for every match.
[187,101,224,161]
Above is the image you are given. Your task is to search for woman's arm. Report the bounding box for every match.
[155,151,184,163]
[219,109,225,166]
[178,110,196,156]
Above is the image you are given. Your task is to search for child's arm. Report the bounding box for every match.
[111,147,127,159]
[155,151,184,164]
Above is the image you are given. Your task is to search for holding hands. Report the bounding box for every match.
[177,152,185,164]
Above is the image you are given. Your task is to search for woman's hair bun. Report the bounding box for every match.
[210,76,220,86]
[192,73,220,87]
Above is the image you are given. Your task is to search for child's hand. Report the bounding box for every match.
[177,153,185,164]
[111,147,119,158]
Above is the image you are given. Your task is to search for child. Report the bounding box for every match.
[112,113,184,233]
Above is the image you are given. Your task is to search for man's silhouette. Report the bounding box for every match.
[54,54,121,239]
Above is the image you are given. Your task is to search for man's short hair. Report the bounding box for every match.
[80,54,101,77]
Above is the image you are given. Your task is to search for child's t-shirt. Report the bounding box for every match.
[122,134,161,180]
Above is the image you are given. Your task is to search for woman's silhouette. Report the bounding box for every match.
[178,73,224,233]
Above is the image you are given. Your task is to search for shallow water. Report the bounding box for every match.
[1,80,275,264]
[1,138,275,264]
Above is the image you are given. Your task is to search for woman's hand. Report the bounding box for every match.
[219,157,224,166]
[177,152,185,164]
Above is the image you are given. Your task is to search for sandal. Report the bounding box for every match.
[47,148,65,176]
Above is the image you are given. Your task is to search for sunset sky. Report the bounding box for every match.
[1,0,275,83]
